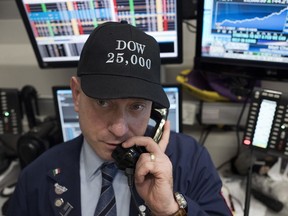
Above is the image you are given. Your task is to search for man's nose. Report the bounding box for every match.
[108,111,129,137]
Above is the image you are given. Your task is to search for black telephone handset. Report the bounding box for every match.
[112,108,168,170]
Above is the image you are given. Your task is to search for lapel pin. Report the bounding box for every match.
[55,198,64,207]
[54,183,68,195]
[59,202,74,216]
[52,168,61,176]
[138,205,146,216]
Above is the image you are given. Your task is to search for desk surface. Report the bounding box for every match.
[221,158,288,216]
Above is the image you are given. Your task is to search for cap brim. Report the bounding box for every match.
[81,75,170,108]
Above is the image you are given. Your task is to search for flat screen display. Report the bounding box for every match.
[16,0,183,68]
[195,0,288,80]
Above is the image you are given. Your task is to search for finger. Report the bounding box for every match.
[135,152,159,179]
[134,161,155,184]
[135,151,172,182]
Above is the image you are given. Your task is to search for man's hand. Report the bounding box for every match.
[122,121,179,215]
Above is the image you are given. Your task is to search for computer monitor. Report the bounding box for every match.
[52,84,182,142]
[194,0,288,81]
[15,0,183,68]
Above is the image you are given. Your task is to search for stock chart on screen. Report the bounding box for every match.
[201,0,288,63]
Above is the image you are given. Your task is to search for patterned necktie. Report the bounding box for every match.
[94,163,118,216]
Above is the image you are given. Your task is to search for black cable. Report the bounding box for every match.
[243,148,254,216]
[125,168,145,216]
[183,20,196,33]
[125,168,135,187]
[235,94,250,156]
[198,125,214,146]
[216,158,233,171]
[232,79,256,164]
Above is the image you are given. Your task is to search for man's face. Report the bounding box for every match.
[71,77,152,161]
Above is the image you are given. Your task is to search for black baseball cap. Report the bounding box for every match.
[77,21,170,109]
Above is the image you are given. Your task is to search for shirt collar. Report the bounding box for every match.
[81,139,104,180]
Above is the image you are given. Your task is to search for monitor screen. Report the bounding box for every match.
[52,84,182,142]
[16,0,183,68]
[195,0,288,81]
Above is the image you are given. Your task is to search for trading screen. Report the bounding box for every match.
[201,0,288,63]
[20,0,179,62]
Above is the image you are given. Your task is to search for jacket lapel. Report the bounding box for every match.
[47,136,83,216]
[45,135,153,216]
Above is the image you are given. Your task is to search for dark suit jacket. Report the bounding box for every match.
[7,132,232,215]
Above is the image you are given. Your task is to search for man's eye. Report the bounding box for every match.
[96,100,109,107]
[131,104,145,111]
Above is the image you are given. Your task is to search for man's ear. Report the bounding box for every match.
[70,76,81,112]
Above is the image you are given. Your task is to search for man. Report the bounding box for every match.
[7,21,232,215]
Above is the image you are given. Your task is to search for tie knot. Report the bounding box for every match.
[101,163,117,183]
